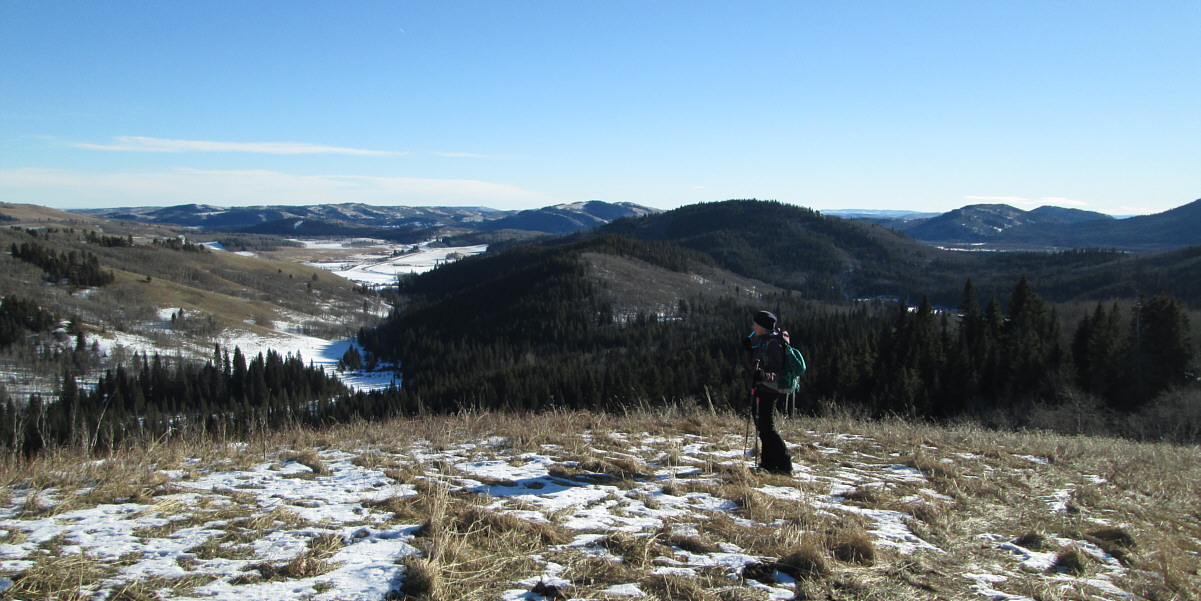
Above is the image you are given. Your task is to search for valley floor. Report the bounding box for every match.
[0,409,1197,600]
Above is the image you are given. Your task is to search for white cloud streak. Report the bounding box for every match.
[431,151,515,159]
[0,167,557,209]
[69,136,401,156]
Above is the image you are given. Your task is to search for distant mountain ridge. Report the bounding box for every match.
[898,204,1113,243]
[879,199,1199,252]
[72,197,1199,252]
[74,201,658,239]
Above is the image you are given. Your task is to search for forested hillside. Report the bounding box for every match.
[0,206,399,454]
[360,200,1198,439]
[593,200,1201,309]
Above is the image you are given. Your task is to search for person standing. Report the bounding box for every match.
[742,310,793,475]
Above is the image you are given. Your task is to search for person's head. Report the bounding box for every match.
[752,310,777,335]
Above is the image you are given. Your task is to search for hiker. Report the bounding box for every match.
[742,310,793,475]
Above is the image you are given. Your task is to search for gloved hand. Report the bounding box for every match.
[742,335,754,352]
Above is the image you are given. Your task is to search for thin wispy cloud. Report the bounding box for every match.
[0,167,556,209]
[432,151,517,159]
[964,195,1089,209]
[69,136,400,156]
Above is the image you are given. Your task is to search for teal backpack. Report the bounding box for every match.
[776,331,807,394]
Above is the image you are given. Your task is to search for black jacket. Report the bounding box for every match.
[744,332,785,392]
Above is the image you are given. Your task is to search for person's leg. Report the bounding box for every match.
[756,391,792,474]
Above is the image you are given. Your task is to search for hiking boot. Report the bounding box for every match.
[759,464,792,476]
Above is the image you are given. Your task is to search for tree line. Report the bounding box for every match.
[0,345,369,455]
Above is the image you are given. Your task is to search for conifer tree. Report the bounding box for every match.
[1072,302,1124,403]
[1121,294,1194,410]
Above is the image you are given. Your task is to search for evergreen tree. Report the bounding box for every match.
[1001,276,1064,404]
[1121,294,1195,410]
[1072,302,1124,403]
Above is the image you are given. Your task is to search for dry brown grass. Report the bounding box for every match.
[554,551,641,589]
[397,555,444,600]
[640,572,719,601]
[1,550,118,600]
[828,525,877,566]
[598,531,670,569]
[283,448,330,476]
[776,540,830,581]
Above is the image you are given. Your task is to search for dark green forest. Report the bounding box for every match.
[359,238,1195,423]
[0,344,410,455]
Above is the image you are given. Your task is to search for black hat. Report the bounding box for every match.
[753,310,777,330]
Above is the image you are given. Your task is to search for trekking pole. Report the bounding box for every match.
[743,390,760,466]
[752,391,760,465]
[743,393,753,461]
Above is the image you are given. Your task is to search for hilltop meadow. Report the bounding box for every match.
[1,408,1198,601]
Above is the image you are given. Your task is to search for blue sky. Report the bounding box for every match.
[2,1,1198,215]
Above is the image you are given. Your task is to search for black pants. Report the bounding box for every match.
[754,388,793,475]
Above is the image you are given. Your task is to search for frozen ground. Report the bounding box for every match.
[0,419,1155,601]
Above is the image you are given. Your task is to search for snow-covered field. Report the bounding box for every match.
[2,413,1180,600]
[82,305,397,395]
[300,240,488,288]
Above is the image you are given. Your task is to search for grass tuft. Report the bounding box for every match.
[640,572,718,601]
[1051,546,1088,576]
[398,555,444,600]
[1086,526,1136,565]
[829,528,876,566]
[284,449,330,476]
[599,531,668,569]
[1013,531,1047,551]
[776,542,830,581]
